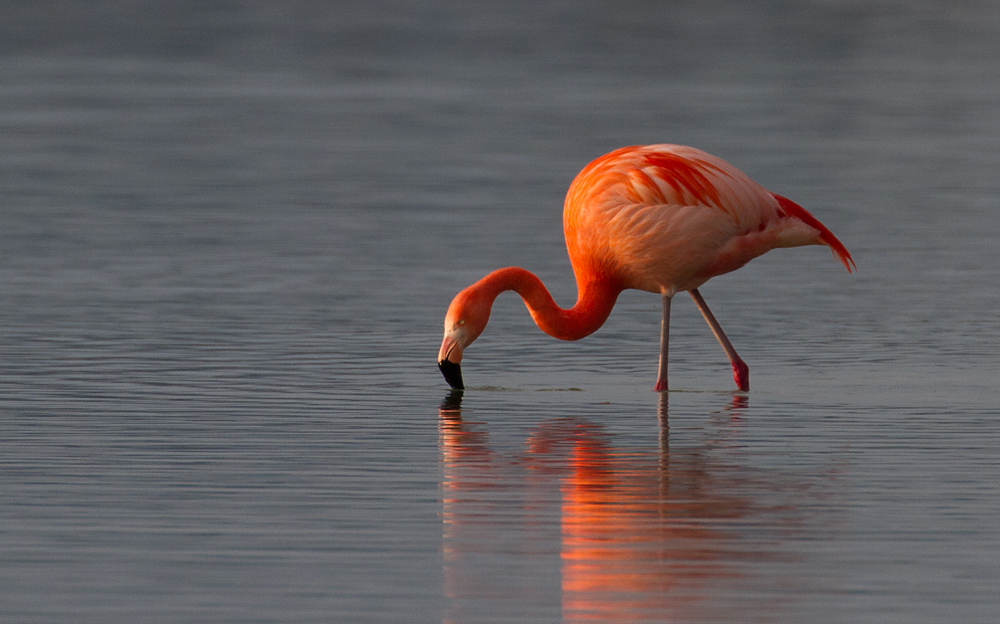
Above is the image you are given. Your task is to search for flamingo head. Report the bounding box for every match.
[438,285,493,390]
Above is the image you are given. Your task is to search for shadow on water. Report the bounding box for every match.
[437,390,835,623]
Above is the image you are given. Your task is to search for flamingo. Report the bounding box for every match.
[437,145,855,392]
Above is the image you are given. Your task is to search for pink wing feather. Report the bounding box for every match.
[772,194,856,273]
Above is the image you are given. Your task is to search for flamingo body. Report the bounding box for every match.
[564,145,853,295]
[438,145,854,391]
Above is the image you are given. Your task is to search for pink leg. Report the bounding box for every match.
[655,293,671,392]
[689,289,749,391]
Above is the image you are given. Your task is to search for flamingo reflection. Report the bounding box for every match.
[440,392,808,623]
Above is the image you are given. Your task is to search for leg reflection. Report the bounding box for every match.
[559,394,747,622]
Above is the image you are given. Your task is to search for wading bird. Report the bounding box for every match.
[438,145,854,391]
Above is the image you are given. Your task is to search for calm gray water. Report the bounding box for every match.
[1,2,998,622]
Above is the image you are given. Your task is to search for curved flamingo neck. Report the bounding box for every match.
[472,267,622,341]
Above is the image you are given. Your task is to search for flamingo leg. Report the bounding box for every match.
[655,293,671,392]
[689,288,749,391]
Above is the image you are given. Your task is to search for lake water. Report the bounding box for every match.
[1,2,998,622]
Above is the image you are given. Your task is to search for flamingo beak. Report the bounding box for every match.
[438,335,465,390]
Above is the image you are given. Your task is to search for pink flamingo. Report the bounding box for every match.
[438,145,855,391]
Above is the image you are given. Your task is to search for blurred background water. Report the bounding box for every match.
[0,1,998,622]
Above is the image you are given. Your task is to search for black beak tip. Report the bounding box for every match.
[438,360,464,390]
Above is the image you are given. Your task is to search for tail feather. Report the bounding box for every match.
[773,194,856,273]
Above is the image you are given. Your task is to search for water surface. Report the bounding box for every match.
[0,2,998,623]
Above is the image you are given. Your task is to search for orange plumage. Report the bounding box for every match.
[438,144,854,391]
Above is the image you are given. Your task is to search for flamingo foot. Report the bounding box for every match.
[654,378,669,392]
[732,359,749,392]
